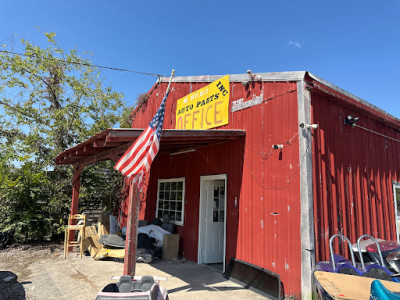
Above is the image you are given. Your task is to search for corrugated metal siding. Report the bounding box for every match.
[145,140,244,261]
[130,80,302,297]
[311,91,400,262]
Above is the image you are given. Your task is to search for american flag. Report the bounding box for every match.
[114,90,170,191]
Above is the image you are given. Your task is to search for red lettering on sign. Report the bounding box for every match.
[192,110,199,128]
[214,101,223,124]
[184,114,190,129]
[205,106,212,125]
[176,116,182,129]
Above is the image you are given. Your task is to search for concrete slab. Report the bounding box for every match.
[25,254,267,300]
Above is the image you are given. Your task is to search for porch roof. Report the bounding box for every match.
[55,128,245,166]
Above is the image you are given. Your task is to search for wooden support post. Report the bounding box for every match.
[123,179,140,276]
[68,164,84,251]
[71,164,83,216]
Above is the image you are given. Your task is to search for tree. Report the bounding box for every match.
[0,32,132,241]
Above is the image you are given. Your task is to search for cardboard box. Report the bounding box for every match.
[162,234,179,261]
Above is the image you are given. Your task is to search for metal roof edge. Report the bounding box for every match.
[157,70,400,124]
[158,71,307,83]
[307,72,400,124]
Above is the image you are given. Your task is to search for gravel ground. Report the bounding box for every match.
[0,243,62,278]
[0,242,267,300]
[0,242,64,299]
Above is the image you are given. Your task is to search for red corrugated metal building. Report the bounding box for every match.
[56,71,400,299]
[128,71,400,299]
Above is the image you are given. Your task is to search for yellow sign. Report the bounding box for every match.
[175,75,230,129]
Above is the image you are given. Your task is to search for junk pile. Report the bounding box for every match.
[84,214,179,263]
[314,233,400,299]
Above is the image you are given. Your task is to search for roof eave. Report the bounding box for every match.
[157,71,307,84]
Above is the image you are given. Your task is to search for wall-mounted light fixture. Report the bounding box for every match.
[344,115,359,127]
[272,144,284,150]
[306,124,318,129]
[248,70,262,81]
[299,123,318,130]
[241,69,262,86]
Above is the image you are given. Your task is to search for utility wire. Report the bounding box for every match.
[354,124,400,144]
[0,49,165,77]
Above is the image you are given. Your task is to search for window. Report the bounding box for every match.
[156,178,185,226]
[212,184,225,223]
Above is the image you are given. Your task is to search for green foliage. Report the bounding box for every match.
[0,33,127,164]
[79,161,124,219]
[0,32,129,241]
[0,162,71,241]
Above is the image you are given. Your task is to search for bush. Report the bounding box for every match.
[0,163,70,242]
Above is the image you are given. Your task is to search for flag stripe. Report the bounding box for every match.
[114,127,152,171]
[115,136,149,173]
[114,89,169,192]
[125,146,150,175]
[117,131,154,175]
[116,127,151,168]
[134,170,145,191]
[123,135,155,175]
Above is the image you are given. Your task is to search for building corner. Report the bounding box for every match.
[297,80,316,299]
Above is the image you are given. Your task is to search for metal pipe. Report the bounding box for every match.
[357,234,386,270]
[329,233,356,271]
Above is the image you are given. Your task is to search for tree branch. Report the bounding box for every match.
[20,67,62,108]
[0,99,41,122]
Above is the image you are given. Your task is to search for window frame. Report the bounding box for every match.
[156,177,185,226]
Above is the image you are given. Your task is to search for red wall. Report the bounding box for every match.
[130,79,302,297]
[311,85,400,262]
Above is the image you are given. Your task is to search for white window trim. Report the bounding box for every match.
[156,177,185,226]
[393,181,400,243]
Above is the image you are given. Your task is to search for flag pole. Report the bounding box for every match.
[166,69,175,92]
[123,178,139,276]
[123,69,175,276]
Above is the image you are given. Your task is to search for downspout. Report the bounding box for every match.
[297,80,316,299]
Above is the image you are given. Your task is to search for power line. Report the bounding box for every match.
[345,116,400,143]
[0,49,165,77]
[354,124,400,144]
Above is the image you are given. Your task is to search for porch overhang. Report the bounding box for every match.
[55,128,246,166]
[58,127,245,276]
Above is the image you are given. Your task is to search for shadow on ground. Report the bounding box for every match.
[147,260,249,295]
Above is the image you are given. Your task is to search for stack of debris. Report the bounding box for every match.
[83,215,180,262]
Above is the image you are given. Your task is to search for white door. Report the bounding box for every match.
[203,179,225,263]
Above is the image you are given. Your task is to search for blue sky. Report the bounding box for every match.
[1,0,399,118]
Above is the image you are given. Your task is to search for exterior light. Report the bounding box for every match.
[344,115,359,127]
[306,124,318,129]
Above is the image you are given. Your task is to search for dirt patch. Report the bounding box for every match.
[0,242,63,282]
[74,269,99,290]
